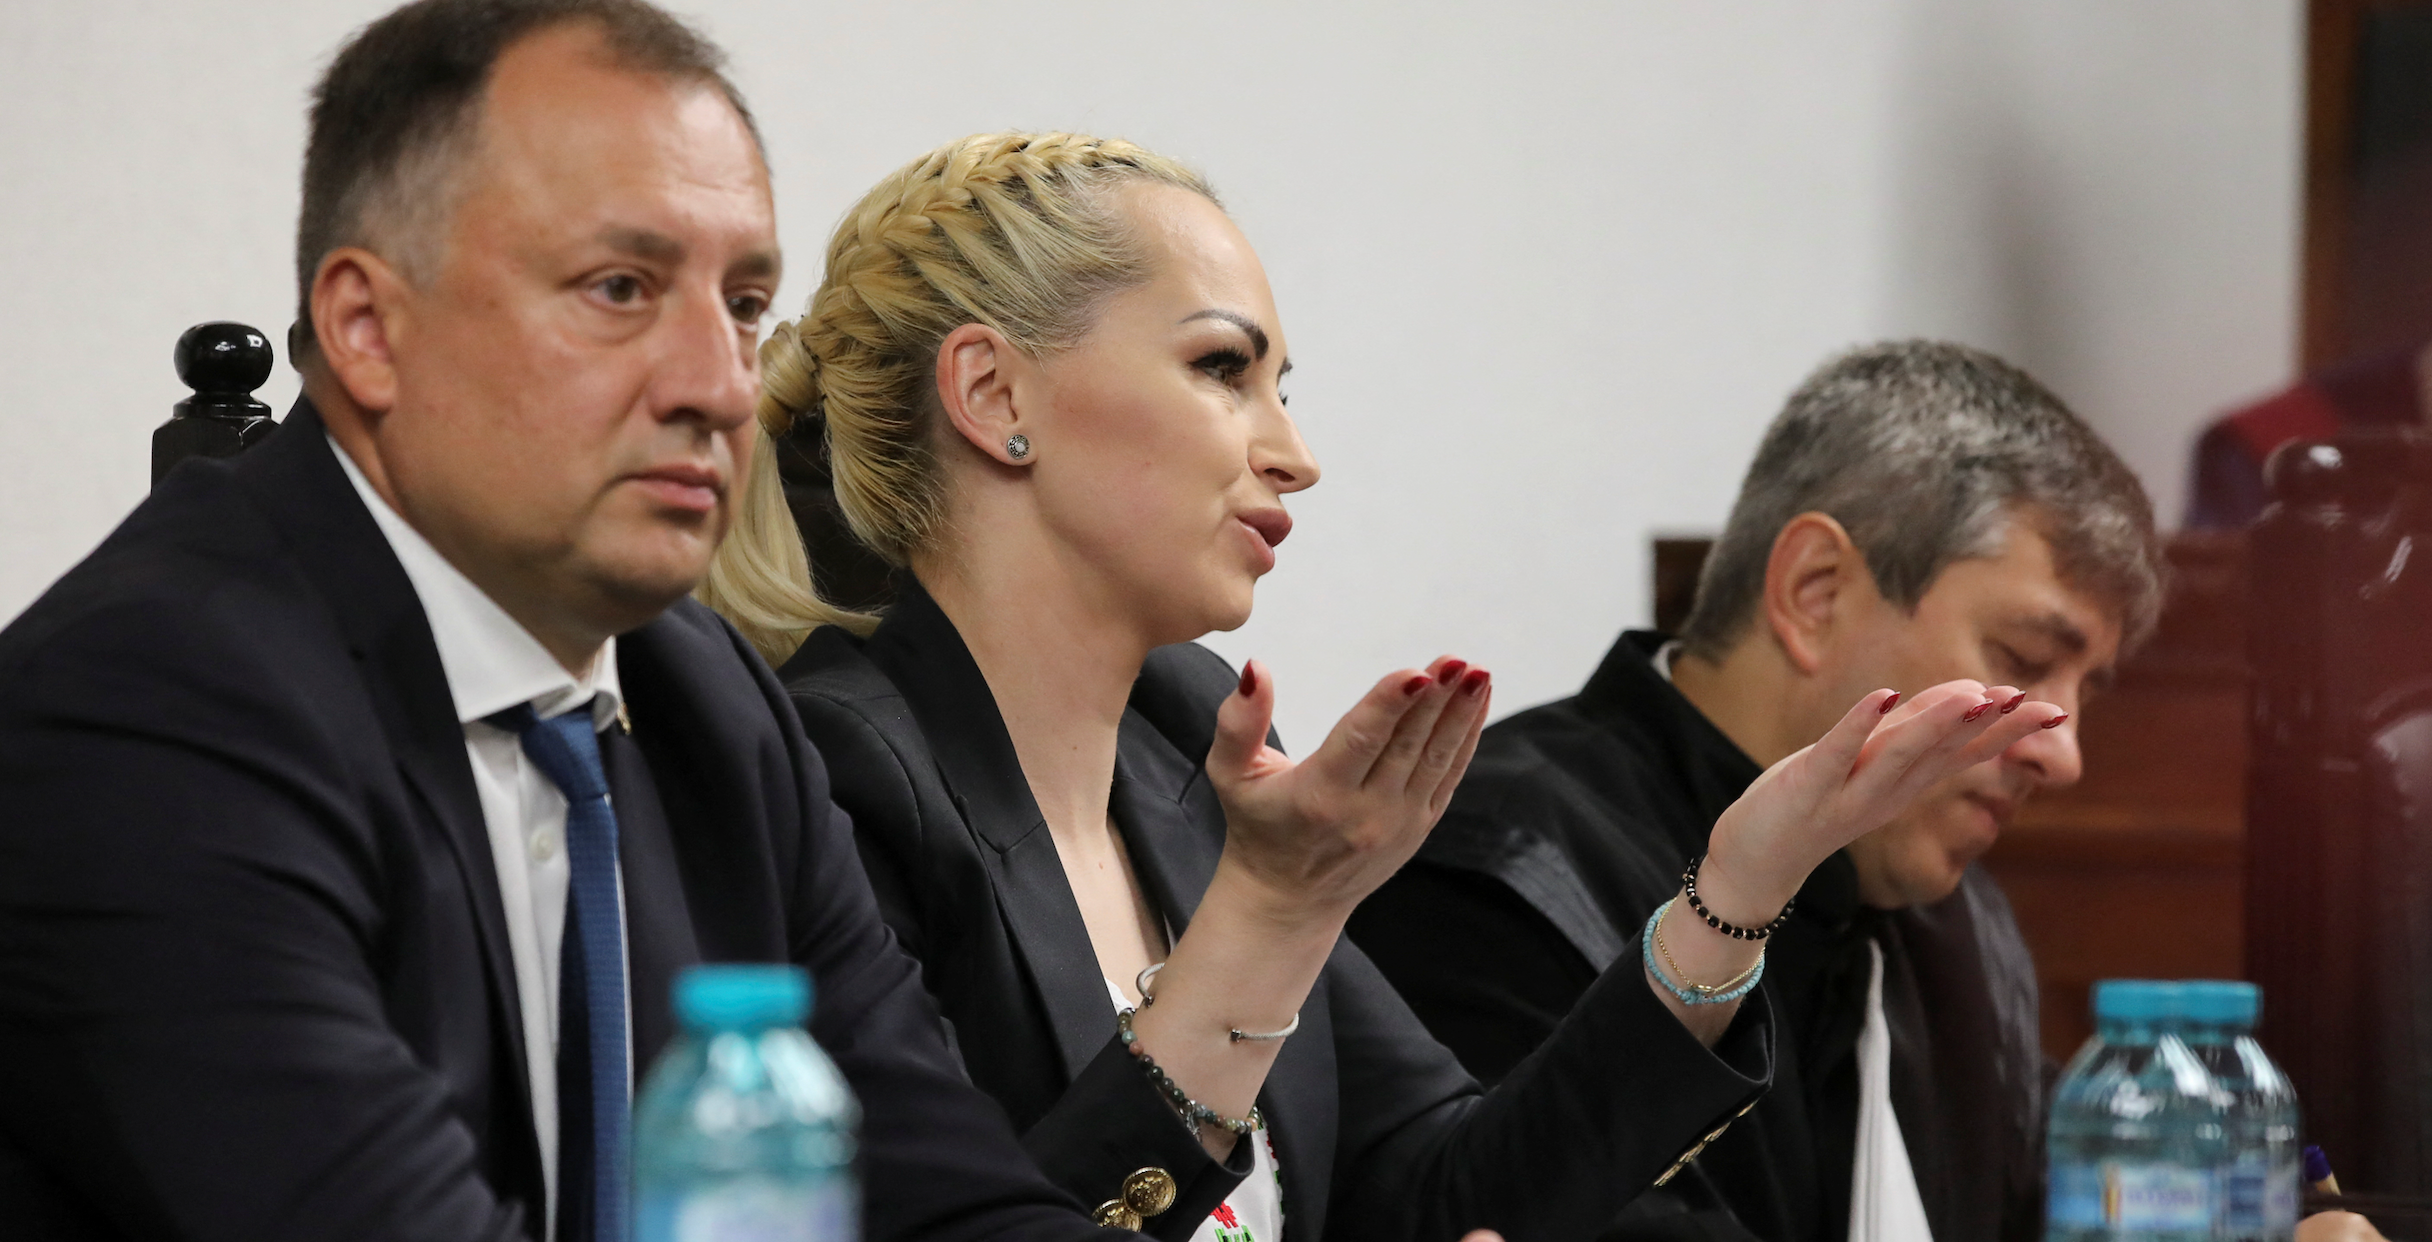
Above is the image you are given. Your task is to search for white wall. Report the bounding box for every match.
[0,0,2300,749]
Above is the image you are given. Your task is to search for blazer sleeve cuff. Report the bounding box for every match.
[1020,1034,1254,1241]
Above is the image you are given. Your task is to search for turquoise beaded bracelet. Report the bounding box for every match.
[1641,899,1766,1005]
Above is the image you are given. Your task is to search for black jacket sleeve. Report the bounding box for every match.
[0,587,532,1242]
[1320,929,1770,1242]
[1352,865,1770,1242]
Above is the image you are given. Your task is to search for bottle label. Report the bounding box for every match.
[2261,1161,2300,1232]
[639,1176,856,1242]
[2048,1161,2213,1231]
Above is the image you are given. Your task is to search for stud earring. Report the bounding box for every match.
[1005,434,1031,461]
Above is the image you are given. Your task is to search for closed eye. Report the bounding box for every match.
[1991,641,2055,687]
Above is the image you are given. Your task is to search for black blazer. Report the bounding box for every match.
[0,405,1112,1242]
[778,578,1775,1242]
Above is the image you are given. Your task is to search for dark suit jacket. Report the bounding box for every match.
[777,577,1775,1242]
[0,404,1114,1242]
[1349,633,2048,1242]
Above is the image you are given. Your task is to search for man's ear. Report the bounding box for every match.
[933,322,1032,466]
[309,246,410,416]
[1760,512,1869,675]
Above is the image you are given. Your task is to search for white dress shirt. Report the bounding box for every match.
[334,437,624,1240]
[1848,941,1934,1241]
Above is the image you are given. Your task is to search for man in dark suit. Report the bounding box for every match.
[0,3,1127,1240]
[1352,342,2165,1242]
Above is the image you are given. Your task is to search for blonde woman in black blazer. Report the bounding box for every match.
[703,132,2065,1242]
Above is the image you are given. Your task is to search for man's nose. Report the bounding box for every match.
[2008,711,2084,790]
[651,288,757,432]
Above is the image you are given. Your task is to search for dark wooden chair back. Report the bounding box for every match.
[154,322,277,485]
[2247,428,2432,1199]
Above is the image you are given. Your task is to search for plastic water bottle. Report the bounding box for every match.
[2045,980,2229,1240]
[2183,982,2299,1241]
[636,964,860,1242]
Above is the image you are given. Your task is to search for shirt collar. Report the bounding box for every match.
[1650,639,1684,683]
[329,433,622,732]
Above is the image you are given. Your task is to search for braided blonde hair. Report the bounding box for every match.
[699,132,1218,664]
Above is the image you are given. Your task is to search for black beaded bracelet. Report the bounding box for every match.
[1681,853,1796,941]
[1116,1005,1266,1137]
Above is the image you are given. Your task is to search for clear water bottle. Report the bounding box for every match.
[2182,981,2299,1241]
[2045,980,2229,1241]
[636,964,860,1242]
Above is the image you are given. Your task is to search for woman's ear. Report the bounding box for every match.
[1760,512,1869,675]
[934,322,1032,465]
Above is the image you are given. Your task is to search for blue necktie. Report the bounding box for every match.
[489,701,628,1242]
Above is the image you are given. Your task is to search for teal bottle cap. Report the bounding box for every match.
[2181,979,2262,1027]
[674,964,812,1031]
[2091,978,2182,1022]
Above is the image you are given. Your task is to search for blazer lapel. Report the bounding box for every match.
[601,726,698,1070]
[1108,713,1220,931]
[863,577,1110,1083]
[235,402,534,1117]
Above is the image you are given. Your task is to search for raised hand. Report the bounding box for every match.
[1700,679,2065,927]
[1203,655,1492,919]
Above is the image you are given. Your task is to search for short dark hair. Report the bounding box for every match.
[293,0,757,357]
[1678,340,2164,656]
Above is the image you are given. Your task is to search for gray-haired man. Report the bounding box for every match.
[1351,342,2164,1242]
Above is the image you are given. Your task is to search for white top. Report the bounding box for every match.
[334,436,625,1241]
[1102,980,1285,1242]
[1651,639,1684,682]
[1848,940,1934,1242]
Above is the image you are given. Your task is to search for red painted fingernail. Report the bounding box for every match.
[2000,692,2028,715]
[1239,664,1258,697]
[1460,668,1491,697]
[1878,692,1900,715]
[1436,660,1468,687]
[1962,700,1994,723]
[1402,673,1432,696]
[2041,712,2069,730]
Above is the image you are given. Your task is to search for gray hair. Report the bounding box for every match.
[1678,340,2163,657]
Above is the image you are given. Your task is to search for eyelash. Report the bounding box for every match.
[1994,643,2053,685]
[1192,347,1290,405]
[1194,347,1253,383]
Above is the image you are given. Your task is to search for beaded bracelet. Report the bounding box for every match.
[1116,1005,1267,1136]
[1642,899,1765,1006]
[1681,853,1796,941]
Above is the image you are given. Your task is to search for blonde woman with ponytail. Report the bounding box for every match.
[704,132,2063,1242]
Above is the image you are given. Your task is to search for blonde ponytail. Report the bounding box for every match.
[702,132,1217,663]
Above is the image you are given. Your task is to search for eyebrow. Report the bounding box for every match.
[2010,611,2091,655]
[600,226,685,266]
[1181,309,1270,360]
[597,226,780,283]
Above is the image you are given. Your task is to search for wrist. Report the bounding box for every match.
[1690,841,1801,931]
[1206,849,1359,938]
